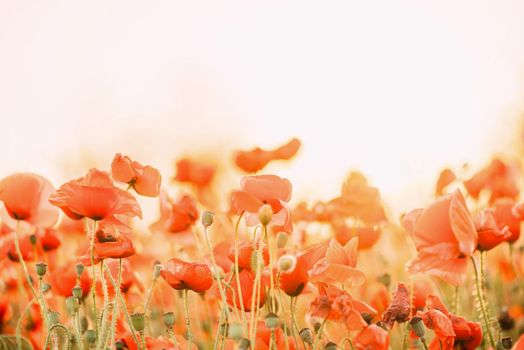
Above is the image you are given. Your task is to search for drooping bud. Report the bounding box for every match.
[65,296,79,315]
[228,322,243,339]
[35,262,47,277]
[80,317,88,333]
[75,263,85,277]
[238,338,250,350]
[202,210,215,228]
[299,328,314,346]
[265,312,279,329]
[258,204,273,226]
[72,286,83,300]
[276,231,288,248]
[131,312,146,332]
[277,254,297,273]
[410,316,425,338]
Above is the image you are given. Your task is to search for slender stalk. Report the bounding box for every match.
[74,310,84,350]
[183,289,193,350]
[88,219,99,339]
[16,298,36,350]
[340,337,355,350]
[43,324,71,350]
[263,225,276,312]
[233,212,247,334]
[311,319,326,350]
[420,338,429,350]
[471,256,496,348]
[289,297,299,349]
[250,231,264,344]
[106,259,122,349]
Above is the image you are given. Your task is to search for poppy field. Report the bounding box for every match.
[1,137,524,350]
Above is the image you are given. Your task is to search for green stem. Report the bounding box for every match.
[16,298,36,350]
[311,319,326,350]
[420,337,429,350]
[233,212,248,335]
[471,256,496,348]
[43,324,71,350]
[183,289,192,350]
[88,219,99,340]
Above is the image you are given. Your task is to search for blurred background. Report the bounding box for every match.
[1,0,524,214]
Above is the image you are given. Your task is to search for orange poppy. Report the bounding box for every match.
[353,325,390,350]
[0,173,59,228]
[494,198,521,243]
[226,269,266,312]
[174,158,215,187]
[228,239,269,273]
[435,168,456,196]
[79,227,136,265]
[111,153,161,197]
[50,169,142,227]
[150,192,199,234]
[231,175,293,233]
[309,238,365,287]
[161,257,213,293]
[234,138,301,173]
[475,209,511,251]
[403,190,477,285]
[382,282,411,329]
[463,158,519,203]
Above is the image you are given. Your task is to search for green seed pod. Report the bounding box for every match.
[238,338,250,350]
[276,231,288,248]
[299,328,314,346]
[163,312,175,328]
[277,254,296,273]
[41,283,51,294]
[29,234,37,246]
[325,342,337,350]
[131,312,146,332]
[264,312,279,329]
[228,322,243,340]
[35,262,47,277]
[75,263,85,277]
[153,263,162,279]
[410,316,425,338]
[72,285,83,300]
[65,296,79,315]
[48,310,60,326]
[258,204,273,226]
[201,210,215,228]
[86,330,97,345]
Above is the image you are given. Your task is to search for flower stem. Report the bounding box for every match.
[183,289,193,350]
[88,219,99,340]
[312,319,326,350]
[471,256,496,348]
[233,212,247,335]
[16,298,36,350]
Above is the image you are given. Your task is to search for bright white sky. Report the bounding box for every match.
[1,1,524,214]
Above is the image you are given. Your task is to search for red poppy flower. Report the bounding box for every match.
[463,158,519,203]
[403,189,477,285]
[253,321,296,350]
[79,227,136,265]
[111,153,161,197]
[226,269,266,312]
[0,173,59,227]
[231,175,293,233]
[49,262,92,298]
[0,295,13,331]
[174,158,215,187]
[228,240,269,273]
[279,242,327,297]
[150,192,199,234]
[382,282,411,329]
[2,232,35,262]
[49,169,142,227]
[475,209,511,251]
[161,257,213,293]
[494,198,521,243]
[234,138,301,173]
[309,238,365,287]
[435,168,456,196]
[310,283,376,331]
[353,325,390,350]
[35,228,61,251]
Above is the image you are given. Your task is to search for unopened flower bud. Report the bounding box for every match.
[238,338,250,350]
[410,316,425,338]
[41,283,51,294]
[153,263,162,279]
[131,312,145,332]
[265,312,279,329]
[202,211,215,228]
[277,254,297,273]
[228,322,243,339]
[35,262,47,277]
[75,263,85,277]
[72,286,83,300]
[276,232,288,248]
[299,328,313,346]
[65,296,79,315]
[258,205,273,226]
[48,310,60,325]
[115,340,126,350]
[163,312,175,328]
[325,342,337,350]
[86,330,97,345]
[29,234,37,246]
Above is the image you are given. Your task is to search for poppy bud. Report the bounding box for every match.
[277,254,297,273]
[238,338,250,350]
[265,312,279,329]
[41,283,51,294]
[163,312,175,328]
[499,337,513,349]
[258,204,273,226]
[410,316,425,338]
[153,263,162,279]
[131,312,146,332]
[498,307,515,331]
[35,262,47,277]
[325,342,337,350]
[300,328,314,346]
[65,296,79,315]
[115,340,126,350]
[75,263,85,277]
[228,322,243,339]
[72,286,83,300]
[276,232,288,248]
[80,317,88,333]
[202,210,215,228]
[86,330,97,346]
[29,234,37,246]
[48,310,60,326]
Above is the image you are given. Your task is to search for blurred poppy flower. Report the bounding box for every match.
[150,192,199,234]
[50,169,142,227]
[475,209,511,251]
[2,232,35,262]
[279,242,327,297]
[353,324,390,350]
[234,138,301,173]
[49,262,92,298]
[111,153,161,197]
[79,227,136,265]
[35,228,61,251]
[161,257,213,293]
[403,189,477,285]
[253,320,296,350]
[310,283,376,331]
[226,269,266,312]
[463,158,519,203]
[382,282,411,329]
[231,175,293,233]
[494,198,521,243]
[435,168,456,196]
[412,277,434,312]
[333,224,382,250]
[0,295,13,332]
[228,240,269,273]
[513,334,524,350]
[0,173,59,227]
[309,238,365,287]
[174,158,215,188]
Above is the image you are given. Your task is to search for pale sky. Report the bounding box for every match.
[1,1,524,214]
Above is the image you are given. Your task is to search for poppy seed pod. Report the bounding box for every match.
[299,328,314,346]
[41,283,51,293]
[131,312,146,332]
[258,204,273,226]
[48,311,60,326]
[325,342,337,350]
[72,286,83,300]
[35,262,47,277]
[265,312,279,329]
[228,322,243,339]
[277,254,297,273]
[163,312,175,328]
[65,296,79,315]
[29,234,37,246]
[500,337,513,349]
[410,316,425,338]
[153,263,162,279]
[202,210,214,228]
[86,330,97,345]
[276,231,288,248]
[75,263,85,277]
[238,338,250,350]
